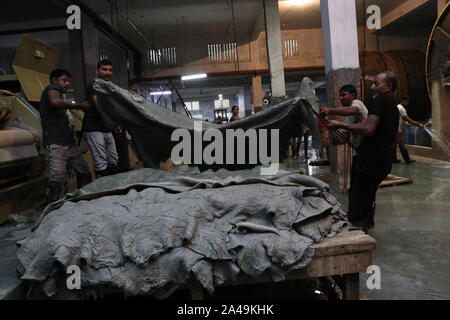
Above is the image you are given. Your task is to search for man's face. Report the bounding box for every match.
[401,100,410,107]
[339,91,354,106]
[370,73,391,96]
[97,64,113,81]
[54,75,71,92]
[232,107,239,115]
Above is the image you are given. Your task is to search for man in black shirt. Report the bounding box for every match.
[82,59,119,178]
[327,72,400,232]
[40,69,92,203]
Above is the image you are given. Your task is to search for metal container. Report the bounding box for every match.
[361,50,431,121]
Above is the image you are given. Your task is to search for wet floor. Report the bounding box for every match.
[360,158,450,299]
[0,222,33,299]
[286,147,450,300]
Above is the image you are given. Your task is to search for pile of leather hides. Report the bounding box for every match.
[17,166,348,299]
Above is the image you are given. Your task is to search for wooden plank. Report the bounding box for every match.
[336,273,360,300]
[182,231,375,299]
[371,0,431,34]
[437,0,449,15]
[216,251,373,288]
[312,231,376,257]
[379,174,413,187]
[288,252,373,279]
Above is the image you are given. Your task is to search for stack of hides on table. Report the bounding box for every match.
[17,166,348,299]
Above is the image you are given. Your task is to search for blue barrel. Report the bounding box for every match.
[416,127,432,147]
[404,126,415,145]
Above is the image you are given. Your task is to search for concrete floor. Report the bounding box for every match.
[0,222,33,299]
[284,150,450,300]
[360,158,450,300]
[1,150,449,299]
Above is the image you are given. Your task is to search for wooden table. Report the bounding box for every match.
[190,230,376,300]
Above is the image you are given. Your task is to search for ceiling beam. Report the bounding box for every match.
[371,0,431,33]
[437,0,449,14]
[250,8,266,41]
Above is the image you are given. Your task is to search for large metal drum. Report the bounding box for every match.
[426,3,449,95]
[361,50,431,121]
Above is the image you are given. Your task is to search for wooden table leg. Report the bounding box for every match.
[341,273,360,300]
[190,287,205,300]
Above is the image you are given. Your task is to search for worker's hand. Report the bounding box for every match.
[419,123,425,128]
[79,101,92,111]
[320,106,330,116]
[326,120,343,129]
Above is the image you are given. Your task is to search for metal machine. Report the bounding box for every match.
[213,108,229,124]
[0,35,83,223]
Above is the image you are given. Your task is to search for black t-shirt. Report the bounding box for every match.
[40,84,76,146]
[355,94,399,177]
[82,80,109,132]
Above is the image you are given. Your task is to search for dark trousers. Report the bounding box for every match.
[290,131,309,159]
[112,130,130,173]
[392,132,411,162]
[348,158,388,229]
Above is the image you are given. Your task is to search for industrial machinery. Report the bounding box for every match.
[0,35,83,223]
[426,2,449,92]
[213,108,229,124]
[361,50,432,122]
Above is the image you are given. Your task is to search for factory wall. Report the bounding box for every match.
[141,28,325,79]
[0,13,137,104]
[358,25,431,53]
[81,13,134,90]
[141,24,430,80]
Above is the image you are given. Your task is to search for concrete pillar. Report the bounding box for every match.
[320,0,361,194]
[252,74,265,113]
[437,0,449,15]
[263,0,286,99]
[237,88,246,118]
[244,85,253,116]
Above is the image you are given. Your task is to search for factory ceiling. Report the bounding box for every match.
[77,0,436,53]
[0,0,438,58]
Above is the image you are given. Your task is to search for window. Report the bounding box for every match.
[192,114,203,119]
[208,43,237,62]
[284,40,299,57]
[147,47,177,68]
[214,99,230,109]
[185,101,200,111]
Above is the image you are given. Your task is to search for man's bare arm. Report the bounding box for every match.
[322,106,360,117]
[48,90,91,111]
[327,114,381,136]
[403,115,424,128]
